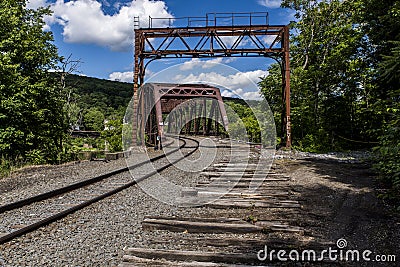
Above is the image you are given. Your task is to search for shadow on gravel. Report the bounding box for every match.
[289,157,399,266]
[301,157,376,188]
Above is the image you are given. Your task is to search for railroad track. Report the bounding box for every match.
[119,141,313,266]
[0,135,199,244]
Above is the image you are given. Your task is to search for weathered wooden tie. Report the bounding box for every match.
[142,216,303,234]
[200,172,289,179]
[120,255,255,266]
[122,248,260,265]
[206,199,301,209]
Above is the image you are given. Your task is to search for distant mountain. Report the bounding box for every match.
[62,74,134,117]
[60,74,259,118]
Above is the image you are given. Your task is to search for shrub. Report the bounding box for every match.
[374,124,400,201]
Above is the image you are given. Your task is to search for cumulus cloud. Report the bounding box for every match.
[109,71,133,82]
[179,58,236,71]
[36,0,173,51]
[109,69,154,82]
[173,70,267,100]
[221,88,262,101]
[258,0,282,8]
[109,67,266,100]
[263,35,279,46]
[27,0,49,9]
[219,36,252,48]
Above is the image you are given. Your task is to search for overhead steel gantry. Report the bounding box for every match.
[133,12,291,147]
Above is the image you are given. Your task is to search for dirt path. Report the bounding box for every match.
[278,155,399,266]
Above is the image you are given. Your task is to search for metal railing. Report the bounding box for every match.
[144,12,269,28]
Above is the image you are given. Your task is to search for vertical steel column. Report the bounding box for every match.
[193,102,198,134]
[281,62,286,146]
[135,88,143,145]
[202,98,207,135]
[139,61,145,145]
[283,25,291,148]
[179,108,183,134]
[172,112,177,133]
[133,31,140,145]
[207,100,216,135]
[153,89,164,139]
[146,90,153,143]
[184,105,189,134]
[140,89,146,144]
[133,30,146,146]
[196,103,202,135]
[215,104,219,136]
[215,90,229,131]
[188,103,194,134]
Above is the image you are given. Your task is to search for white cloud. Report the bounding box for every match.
[219,36,251,48]
[27,0,48,9]
[173,70,267,100]
[258,0,282,8]
[26,0,53,30]
[109,69,154,82]
[38,0,173,51]
[263,35,279,46]
[242,91,262,100]
[221,88,262,101]
[109,71,133,82]
[179,58,236,71]
[109,67,267,100]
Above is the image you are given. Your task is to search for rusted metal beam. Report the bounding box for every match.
[138,83,229,141]
[139,25,285,33]
[133,13,291,147]
[283,26,291,148]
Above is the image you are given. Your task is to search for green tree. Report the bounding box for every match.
[225,101,262,143]
[261,0,372,150]
[0,0,62,164]
[83,108,105,131]
[361,0,400,198]
[102,118,123,152]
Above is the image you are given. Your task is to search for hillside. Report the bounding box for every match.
[63,74,257,125]
[63,74,134,118]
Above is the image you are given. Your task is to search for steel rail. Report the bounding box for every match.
[0,136,199,244]
[0,138,177,214]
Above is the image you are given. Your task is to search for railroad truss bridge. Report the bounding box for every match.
[136,83,229,146]
[132,12,291,147]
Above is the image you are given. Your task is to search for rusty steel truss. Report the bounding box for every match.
[136,83,229,146]
[133,12,291,147]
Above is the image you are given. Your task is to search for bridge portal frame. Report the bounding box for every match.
[137,83,229,146]
[133,13,291,147]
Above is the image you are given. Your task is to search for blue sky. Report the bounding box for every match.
[27,0,294,99]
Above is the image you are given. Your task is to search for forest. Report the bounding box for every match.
[0,0,399,200]
[259,0,399,200]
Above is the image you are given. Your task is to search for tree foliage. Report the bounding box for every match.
[102,118,123,152]
[362,0,400,197]
[261,0,374,151]
[225,100,263,143]
[57,74,133,131]
[0,0,62,165]
[259,0,400,197]
[83,107,105,131]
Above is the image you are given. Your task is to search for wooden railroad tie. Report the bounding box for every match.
[121,248,259,266]
[141,216,304,234]
[205,199,301,209]
[200,172,290,179]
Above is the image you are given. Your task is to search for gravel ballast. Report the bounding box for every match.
[0,137,233,266]
[1,142,398,267]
